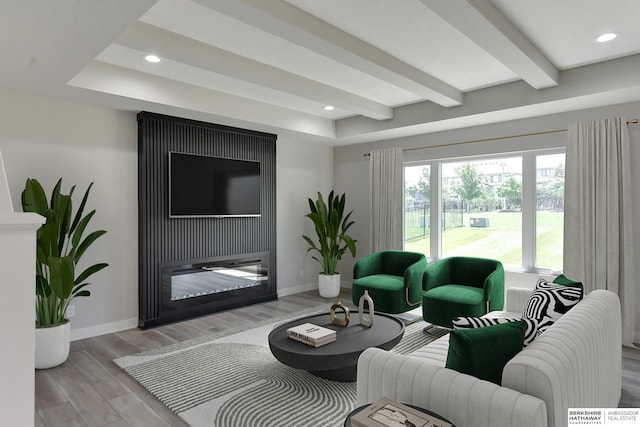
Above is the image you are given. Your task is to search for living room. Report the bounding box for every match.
[1,1,640,426]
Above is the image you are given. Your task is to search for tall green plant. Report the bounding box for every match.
[22,178,108,327]
[303,191,356,275]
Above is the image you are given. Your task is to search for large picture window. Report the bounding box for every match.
[404,150,565,272]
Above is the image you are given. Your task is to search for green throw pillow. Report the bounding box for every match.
[445,321,526,385]
[553,274,584,298]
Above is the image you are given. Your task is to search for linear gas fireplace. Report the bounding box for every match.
[166,254,268,301]
[146,252,274,327]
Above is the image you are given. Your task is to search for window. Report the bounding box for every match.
[404,150,565,272]
[441,157,523,266]
[535,153,565,271]
[404,165,430,257]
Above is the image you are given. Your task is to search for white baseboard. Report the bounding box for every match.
[70,317,138,342]
[277,281,350,298]
[277,282,317,297]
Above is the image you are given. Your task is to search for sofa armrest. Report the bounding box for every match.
[484,261,505,311]
[505,287,534,313]
[357,348,547,427]
[502,289,621,427]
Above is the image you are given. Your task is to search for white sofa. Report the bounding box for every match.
[356,288,622,427]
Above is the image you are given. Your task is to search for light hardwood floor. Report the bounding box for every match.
[35,290,640,426]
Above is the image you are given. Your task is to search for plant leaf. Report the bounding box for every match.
[21,178,49,216]
[48,255,75,300]
[74,230,107,263]
[74,263,108,286]
[70,182,94,234]
[71,210,96,249]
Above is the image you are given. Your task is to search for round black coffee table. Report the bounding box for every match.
[268,312,404,382]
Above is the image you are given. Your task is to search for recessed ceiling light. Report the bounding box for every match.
[595,32,619,43]
[144,54,161,63]
[323,105,335,111]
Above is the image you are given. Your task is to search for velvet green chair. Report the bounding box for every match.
[422,256,504,328]
[352,250,427,314]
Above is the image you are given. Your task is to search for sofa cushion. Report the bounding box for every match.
[553,274,584,298]
[523,279,582,332]
[445,321,526,385]
[353,274,404,291]
[452,316,540,346]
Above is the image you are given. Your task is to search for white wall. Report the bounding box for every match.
[276,138,333,295]
[0,87,336,340]
[334,101,640,334]
[0,87,139,340]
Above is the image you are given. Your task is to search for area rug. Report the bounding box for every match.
[114,306,443,427]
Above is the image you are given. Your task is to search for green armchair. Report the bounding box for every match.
[352,250,427,314]
[422,256,504,328]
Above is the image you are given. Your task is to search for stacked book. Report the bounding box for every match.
[287,322,336,347]
[350,397,453,427]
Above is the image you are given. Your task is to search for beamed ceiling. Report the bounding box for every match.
[2,0,640,145]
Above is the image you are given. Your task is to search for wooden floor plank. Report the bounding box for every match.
[45,360,122,427]
[35,370,68,411]
[68,350,131,402]
[34,411,46,427]
[37,402,88,427]
[108,393,174,427]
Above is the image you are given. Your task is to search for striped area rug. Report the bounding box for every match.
[114,307,443,427]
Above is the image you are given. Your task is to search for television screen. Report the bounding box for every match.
[169,152,261,217]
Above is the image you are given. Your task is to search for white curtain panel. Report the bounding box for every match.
[564,117,635,346]
[369,147,403,252]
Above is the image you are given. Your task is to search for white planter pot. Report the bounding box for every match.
[318,273,341,298]
[35,320,71,369]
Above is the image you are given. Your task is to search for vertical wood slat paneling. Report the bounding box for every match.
[138,112,277,327]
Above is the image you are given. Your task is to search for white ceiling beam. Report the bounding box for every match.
[335,54,640,144]
[69,61,336,139]
[421,0,559,89]
[194,0,463,107]
[116,22,392,120]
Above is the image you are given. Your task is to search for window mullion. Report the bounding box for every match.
[522,153,536,270]
[431,161,441,261]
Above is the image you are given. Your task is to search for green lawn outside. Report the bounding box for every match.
[404,211,563,269]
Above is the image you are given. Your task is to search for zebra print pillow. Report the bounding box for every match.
[452,316,540,346]
[523,279,583,331]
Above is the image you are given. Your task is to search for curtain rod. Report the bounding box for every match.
[363,118,639,157]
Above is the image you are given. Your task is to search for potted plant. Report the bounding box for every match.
[303,191,356,298]
[22,178,108,369]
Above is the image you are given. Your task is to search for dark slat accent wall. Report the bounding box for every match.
[138,112,277,327]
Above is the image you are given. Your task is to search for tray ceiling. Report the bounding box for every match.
[2,0,639,144]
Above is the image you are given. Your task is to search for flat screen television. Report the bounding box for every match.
[169,152,261,217]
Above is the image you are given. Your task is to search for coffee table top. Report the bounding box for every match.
[268,312,404,378]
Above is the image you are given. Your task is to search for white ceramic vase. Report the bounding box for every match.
[358,290,375,327]
[318,273,341,298]
[35,320,71,369]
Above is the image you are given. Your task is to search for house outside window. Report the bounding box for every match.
[403,150,565,272]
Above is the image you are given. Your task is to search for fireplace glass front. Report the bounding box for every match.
[170,260,267,301]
